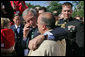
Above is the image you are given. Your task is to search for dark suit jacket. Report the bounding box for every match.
[58,17,84,48]
[10,24,24,40]
[58,17,84,56]
[11,25,24,46]
[10,24,24,55]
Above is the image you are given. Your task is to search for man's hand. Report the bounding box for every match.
[23,24,31,38]
[28,35,45,51]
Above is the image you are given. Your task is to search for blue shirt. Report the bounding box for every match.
[43,30,55,40]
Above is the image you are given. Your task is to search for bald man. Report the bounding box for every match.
[28,12,66,56]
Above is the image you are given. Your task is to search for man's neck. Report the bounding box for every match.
[15,24,20,26]
[32,25,37,28]
[42,29,52,35]
[63,17,72,20]
[15,24,20,28]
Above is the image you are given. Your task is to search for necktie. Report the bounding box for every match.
[17,27,20,34]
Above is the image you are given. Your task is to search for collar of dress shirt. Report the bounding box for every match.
[15,24,20,29]
[43,29,55,40]
[43,30,53,36]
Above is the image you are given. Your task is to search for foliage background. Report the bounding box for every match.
[26,1,84,17]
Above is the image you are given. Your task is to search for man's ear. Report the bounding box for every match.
[42,25,46,30]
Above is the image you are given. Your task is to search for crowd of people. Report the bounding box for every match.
[1,1,84,56]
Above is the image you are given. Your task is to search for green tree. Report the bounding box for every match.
[72,1,84,17]
[26,3,41,8]
[33,5,41,8]
[46,1,62,15]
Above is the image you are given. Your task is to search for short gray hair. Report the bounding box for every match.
[22,8,38,18]
[40,12,56,29]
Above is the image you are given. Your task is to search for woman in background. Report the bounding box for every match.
[1,18,15,56]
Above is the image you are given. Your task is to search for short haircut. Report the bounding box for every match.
[35,7,40,10]
[22,8,38,18]
[40,12,56,29]
[39,7,47,12]
[62,2,73,9]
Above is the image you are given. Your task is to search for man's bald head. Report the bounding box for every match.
[38,12,56,29]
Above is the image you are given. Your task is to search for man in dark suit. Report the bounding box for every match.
[10,14,24,56]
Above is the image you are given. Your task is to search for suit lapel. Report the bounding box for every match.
[13,25,19,35]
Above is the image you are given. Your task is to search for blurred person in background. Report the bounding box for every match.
[1,1,14,22]
[38,7,47,14]
[35,6,40,17]
[10,14,24,56]
[75,15,81,21]
[1,18,15,56]
[52,10,59,21]
[10,1,28,25]
[55,13,64,27]
[75,15,84,23]
[35,6,40,12]
[52,10,59,26]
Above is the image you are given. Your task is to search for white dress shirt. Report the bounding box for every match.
[15,24,20,34]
